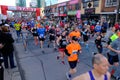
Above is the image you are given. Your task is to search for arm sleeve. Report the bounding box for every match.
[65,45,71,56]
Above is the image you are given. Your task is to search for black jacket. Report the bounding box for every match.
[0,31,14,55]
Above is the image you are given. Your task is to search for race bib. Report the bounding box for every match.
[39,34,44,38]
[72,50,78,54]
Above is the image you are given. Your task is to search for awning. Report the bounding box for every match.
[100,12,120,14]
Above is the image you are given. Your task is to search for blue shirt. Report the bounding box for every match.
[37,28,46,38]
[95,25,101,32]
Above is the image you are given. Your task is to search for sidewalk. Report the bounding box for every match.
[4,30,22,80]
[4,51,21,80]
[4,67,21,80]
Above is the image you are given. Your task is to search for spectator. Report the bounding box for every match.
[0,26,16,69]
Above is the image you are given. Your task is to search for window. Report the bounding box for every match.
[83,3,87,8]
[63,6,67,14]
[64,6,67,11]
[75,3,80,10]
[93,1,99,7]
[69,5,72,11]
[55,7,58,12]
[105,0,117,7]
[82,0,92,2]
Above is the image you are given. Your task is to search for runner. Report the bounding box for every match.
[14,21,21,39]
[56,31,67,64]
[65,36,82,80]
[68,27,81,42]
[37,25,46,53]
[73,54,111,80]
[21,27,29,52]
[48,25,56,50]
[107,30,120,80]
[31,27,39,45]
[81,26,90,49]
[95,30,106,54]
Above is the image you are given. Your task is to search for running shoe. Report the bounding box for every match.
[66,72,71,80]
[57,56,59,60]
[61,61,65,65]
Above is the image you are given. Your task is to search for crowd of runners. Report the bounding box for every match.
[0,17,120,80]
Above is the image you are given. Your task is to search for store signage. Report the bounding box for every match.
[17,7,36,12]
[76,10,81,18]
[69,0,78,5]
[59,14,67,16]
[68,11,77,15]
[85,8,95,14]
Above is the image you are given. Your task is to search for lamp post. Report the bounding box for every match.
[116,0,120,22]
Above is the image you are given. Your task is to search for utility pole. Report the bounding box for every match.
[116,0,120,22]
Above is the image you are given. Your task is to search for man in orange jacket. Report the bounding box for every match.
[65,36,82,80]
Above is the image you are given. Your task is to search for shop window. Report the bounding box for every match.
[75,3,80,10]
[83,3,87,8]
[105,0,117,7]
[93,1,99,7]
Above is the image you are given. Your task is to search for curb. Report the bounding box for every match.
[14,44,25,80]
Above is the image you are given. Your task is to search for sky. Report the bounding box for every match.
[45,0,70,6]
[0,0,16,6]
[0,0,70,7]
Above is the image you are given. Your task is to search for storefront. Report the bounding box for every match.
[67,11,77,21]
[81,8,100,20]
[67,0,81,21]
[57,2,67,20]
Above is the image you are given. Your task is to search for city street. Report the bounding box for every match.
[10,30,119,80]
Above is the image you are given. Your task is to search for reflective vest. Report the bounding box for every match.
[110,33,118,42]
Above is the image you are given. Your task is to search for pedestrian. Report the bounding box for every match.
[107,29,120,79]
[0,26,16,69]
[21,27,29,52]
[65,36,82,80]
[73,54,111,80]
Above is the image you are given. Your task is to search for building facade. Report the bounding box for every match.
[16,0,26,7]
[101,0,118,25]
[80,0,102,20]
[37,0,45,8]
[67,0,81,21]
